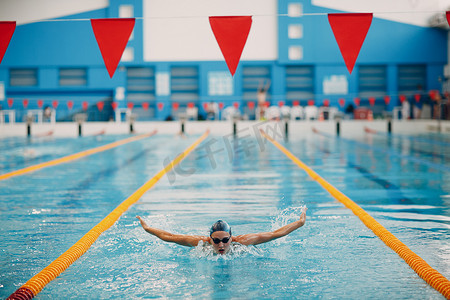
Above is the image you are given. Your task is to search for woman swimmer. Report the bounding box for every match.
[136,207,307,255]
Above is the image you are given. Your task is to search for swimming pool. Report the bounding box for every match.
[1,124,449,299]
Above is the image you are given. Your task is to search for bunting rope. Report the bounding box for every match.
[13,10,449,23]
[0,130,157,181]
[259,129,450,299]
[7,130,210,300]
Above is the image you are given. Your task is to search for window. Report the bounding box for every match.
[288,46,303,60]
[127,67,155,102]
[288,24,303,39]
[208,71,233,96]
[10,69,37,87]
[119,5,134,18]
[358,65,387,98]
[59,68,87,86]
[398,65,426,96]
[171,67,199,102]
[286,66,314,101]
[288,3,303,17]
[127,67,156,120]
[242,66,271,101]
[121,47,134,62]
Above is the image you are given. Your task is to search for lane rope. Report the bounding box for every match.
[0,130,157,181]
[7,131,209,300]
[260,129,450,299]
[313,127,450,173]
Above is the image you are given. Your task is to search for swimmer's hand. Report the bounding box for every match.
[136,216,150,230]
[299,207,307,226]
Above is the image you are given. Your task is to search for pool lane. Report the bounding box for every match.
[261,130,450,299]
[7,131,209,300]
[313,129,450,173]
[0,131,156,181]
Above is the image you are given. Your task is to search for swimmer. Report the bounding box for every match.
[136,207,307,255]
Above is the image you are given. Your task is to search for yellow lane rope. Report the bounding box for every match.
[260,130,450,299]
[0,130,157,181]
[7,131,209,300]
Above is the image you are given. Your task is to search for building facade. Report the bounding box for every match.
[0,0,448,121]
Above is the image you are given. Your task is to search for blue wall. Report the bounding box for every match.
[0,0,447,121]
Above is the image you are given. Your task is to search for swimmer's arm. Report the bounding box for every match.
[136,216,208,247]
[233,208,307,246]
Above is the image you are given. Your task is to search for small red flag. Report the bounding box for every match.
[414,94,421,103]
[97,101,104,111]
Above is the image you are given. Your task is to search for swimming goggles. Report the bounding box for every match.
[211,236,231,244]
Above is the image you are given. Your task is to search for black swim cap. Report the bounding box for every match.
[210,220,232,236]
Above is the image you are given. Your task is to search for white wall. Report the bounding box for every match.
[0,0,108,25]
[143,0,278,61]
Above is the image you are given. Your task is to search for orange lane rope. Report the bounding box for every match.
[260,129,450,299]
[7,131,209,300]
[0,130,157,181]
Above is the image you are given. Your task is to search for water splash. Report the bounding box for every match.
[271,206,307,230]
[270,206,307,245]
[190,241,264,261]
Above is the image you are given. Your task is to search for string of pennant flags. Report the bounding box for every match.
[0,11,449,116]
[1,12,450,78]
[3,90,438,115]
[2,11,450,78]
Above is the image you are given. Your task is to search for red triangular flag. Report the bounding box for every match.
[446,12,450,26]
[0,22,15,64]
[209,16,252,76]
[91,18,135,78]
[328,13,372,74]
[97,101,104,111]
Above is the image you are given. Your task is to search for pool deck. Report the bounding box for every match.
[1,119,449,138]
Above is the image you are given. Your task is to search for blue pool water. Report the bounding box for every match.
[1,125,449,299]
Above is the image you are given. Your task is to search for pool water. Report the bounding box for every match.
[1,125,449,299]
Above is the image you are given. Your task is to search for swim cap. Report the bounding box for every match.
[210,220,232,236]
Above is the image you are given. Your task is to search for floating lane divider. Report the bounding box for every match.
[260,130,450,299]
[313,127,450,173]
[0,130,157,181]
[7,131,209,300]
